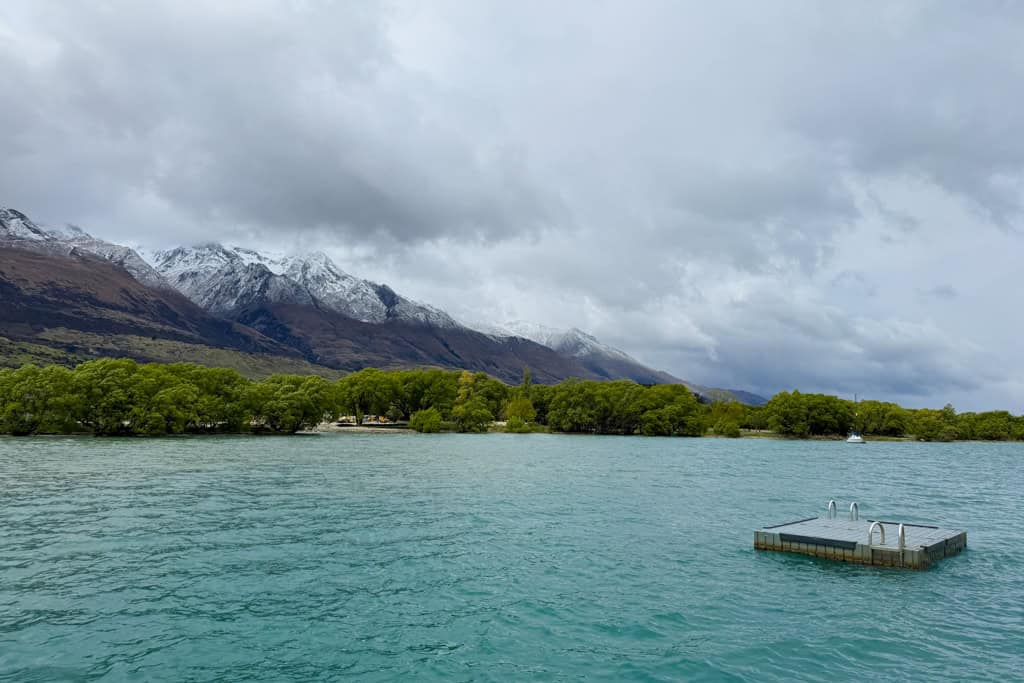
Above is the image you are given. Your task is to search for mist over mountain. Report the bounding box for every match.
[484,321,765,403]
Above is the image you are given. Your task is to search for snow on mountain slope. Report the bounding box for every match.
[2,207,169,289]
[1,206,456,329]
[489,321,635,362]
[47,224,169,289]
[146,244,313,315]
[273,251,458,327]
[278,252,389,322]
[3,206,762,398]
[146,244,460,327]
[479,319,694,385]
[0,208,51,241]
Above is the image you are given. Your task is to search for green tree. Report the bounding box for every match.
[505,396,537,423]
[713,419,742,438]
[409,407,443,433]
[0,365,79,435]
[73,358,140,435]
[505,416,534,433]
[335,368,398,422]
[247,375,334,433]
[451,396,493,433]
[766,390,810,437]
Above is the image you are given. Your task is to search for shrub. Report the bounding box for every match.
[714,419,741,438]
[409,407,442,433]
[505,416,533,433]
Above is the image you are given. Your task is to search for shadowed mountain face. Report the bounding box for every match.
[0,247,294,357]
[232,304,597,384]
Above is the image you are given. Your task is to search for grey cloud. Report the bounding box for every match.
[830,271,878,298]
[782,5,1024,230]
[919,285,958,301]
[631,290,994,402]
[0,1,557,245]
[1,1,1021,410]
[865,191,919,239]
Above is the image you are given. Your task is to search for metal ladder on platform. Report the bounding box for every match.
[827,500,906,549]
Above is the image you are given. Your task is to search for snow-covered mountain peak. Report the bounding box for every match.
[145,243,312,315]
[3,205,462,330]
[0,207,52,242]
[278,251,348,281]
[56,227,169,289]
[294,250,334,268]
[45,223,89,239]
[279,251,460,328]
[149,243,245,278]
[229,245,287,274]
[141,242,462,328]
[1,208,168,289]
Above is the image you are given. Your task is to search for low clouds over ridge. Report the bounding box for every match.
[1,1,1021,410]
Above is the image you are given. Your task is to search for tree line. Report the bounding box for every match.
[751,390,1024,442]
[1,360,1021,440]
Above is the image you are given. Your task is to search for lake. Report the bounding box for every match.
[1,434,1021,681]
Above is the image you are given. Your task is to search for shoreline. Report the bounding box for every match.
[0,427,1010,443]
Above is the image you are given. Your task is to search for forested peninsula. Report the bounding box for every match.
[1,359,1022,441]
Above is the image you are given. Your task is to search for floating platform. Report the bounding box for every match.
[754,504,966,570]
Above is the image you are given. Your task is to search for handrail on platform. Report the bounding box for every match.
[867,521,886,546]
[827,500,837,519]
[849,502,859,521]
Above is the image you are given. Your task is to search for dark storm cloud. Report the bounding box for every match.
[631,288,992,401]
[0,1,557,244]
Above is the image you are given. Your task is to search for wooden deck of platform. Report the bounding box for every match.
[754,515,966,570]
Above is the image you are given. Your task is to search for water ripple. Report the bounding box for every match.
[0,435,1021,681]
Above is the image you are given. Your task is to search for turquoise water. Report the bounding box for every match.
[1,435,1021,681]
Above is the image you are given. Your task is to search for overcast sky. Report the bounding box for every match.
[2,1,1022,410]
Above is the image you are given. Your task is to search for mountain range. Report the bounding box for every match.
[0,206,764,402]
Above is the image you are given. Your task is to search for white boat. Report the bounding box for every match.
[847,394,865,442]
